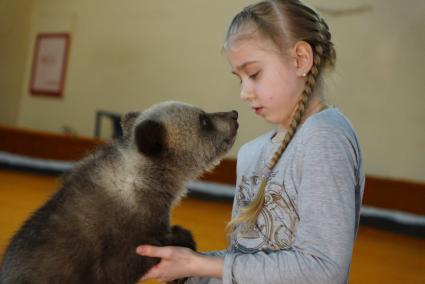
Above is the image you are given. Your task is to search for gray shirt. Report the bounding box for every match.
[187,108,364,284]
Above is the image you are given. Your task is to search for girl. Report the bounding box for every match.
[137,0,364,283]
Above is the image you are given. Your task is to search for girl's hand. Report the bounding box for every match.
[136,245,224,282]
[137,245,198,282]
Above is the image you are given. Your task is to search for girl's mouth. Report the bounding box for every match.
[253,107,263,115]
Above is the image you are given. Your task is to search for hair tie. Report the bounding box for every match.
[263,167,272,179]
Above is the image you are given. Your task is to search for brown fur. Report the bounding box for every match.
[0,101,238,284]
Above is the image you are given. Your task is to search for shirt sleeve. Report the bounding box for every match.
[200,249,229,257]
[222,126,361,284]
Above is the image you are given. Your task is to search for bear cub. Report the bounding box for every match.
[0,101,238,284]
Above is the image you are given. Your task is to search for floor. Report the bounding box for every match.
[0,169,424,283]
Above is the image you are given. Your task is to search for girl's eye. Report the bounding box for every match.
[249,71,259,79]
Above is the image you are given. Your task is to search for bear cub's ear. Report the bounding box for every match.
[135,120,167,157]
[121,112,140,137]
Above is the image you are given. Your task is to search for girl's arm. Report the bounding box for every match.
[137,246,224,282]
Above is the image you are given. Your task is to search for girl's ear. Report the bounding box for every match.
[292,41,314,77]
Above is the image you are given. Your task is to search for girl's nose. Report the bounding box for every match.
[240,84,255,101]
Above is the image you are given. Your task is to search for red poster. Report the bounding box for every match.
[30,33,70,97]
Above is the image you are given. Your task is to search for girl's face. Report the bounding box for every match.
[226,37,305,130]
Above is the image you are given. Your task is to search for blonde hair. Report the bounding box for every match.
[224,0,336,233]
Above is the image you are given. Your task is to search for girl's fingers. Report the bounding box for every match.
[140,266,158,281]
[136,245,172,258]
[136,245,173,282]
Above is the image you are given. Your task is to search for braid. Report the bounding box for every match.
[225,0,336,234]
[226,47,323,232]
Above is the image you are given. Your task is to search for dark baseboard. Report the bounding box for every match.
[363,176,425,216]
[0,124,103,161]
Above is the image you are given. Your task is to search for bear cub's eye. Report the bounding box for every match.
[199,114,213,131]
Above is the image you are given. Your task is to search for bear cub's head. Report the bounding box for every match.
[120,101,238,177]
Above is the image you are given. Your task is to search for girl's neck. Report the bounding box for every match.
[277,94,328,133]
[301,97,328,124]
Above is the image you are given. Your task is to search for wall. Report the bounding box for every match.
[0,0,32,124]
[1,0,424,182]
[319,0,425,183]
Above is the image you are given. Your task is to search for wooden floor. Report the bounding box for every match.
[0,169,424,283]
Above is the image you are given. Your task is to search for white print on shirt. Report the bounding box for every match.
[234,171,300,253]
